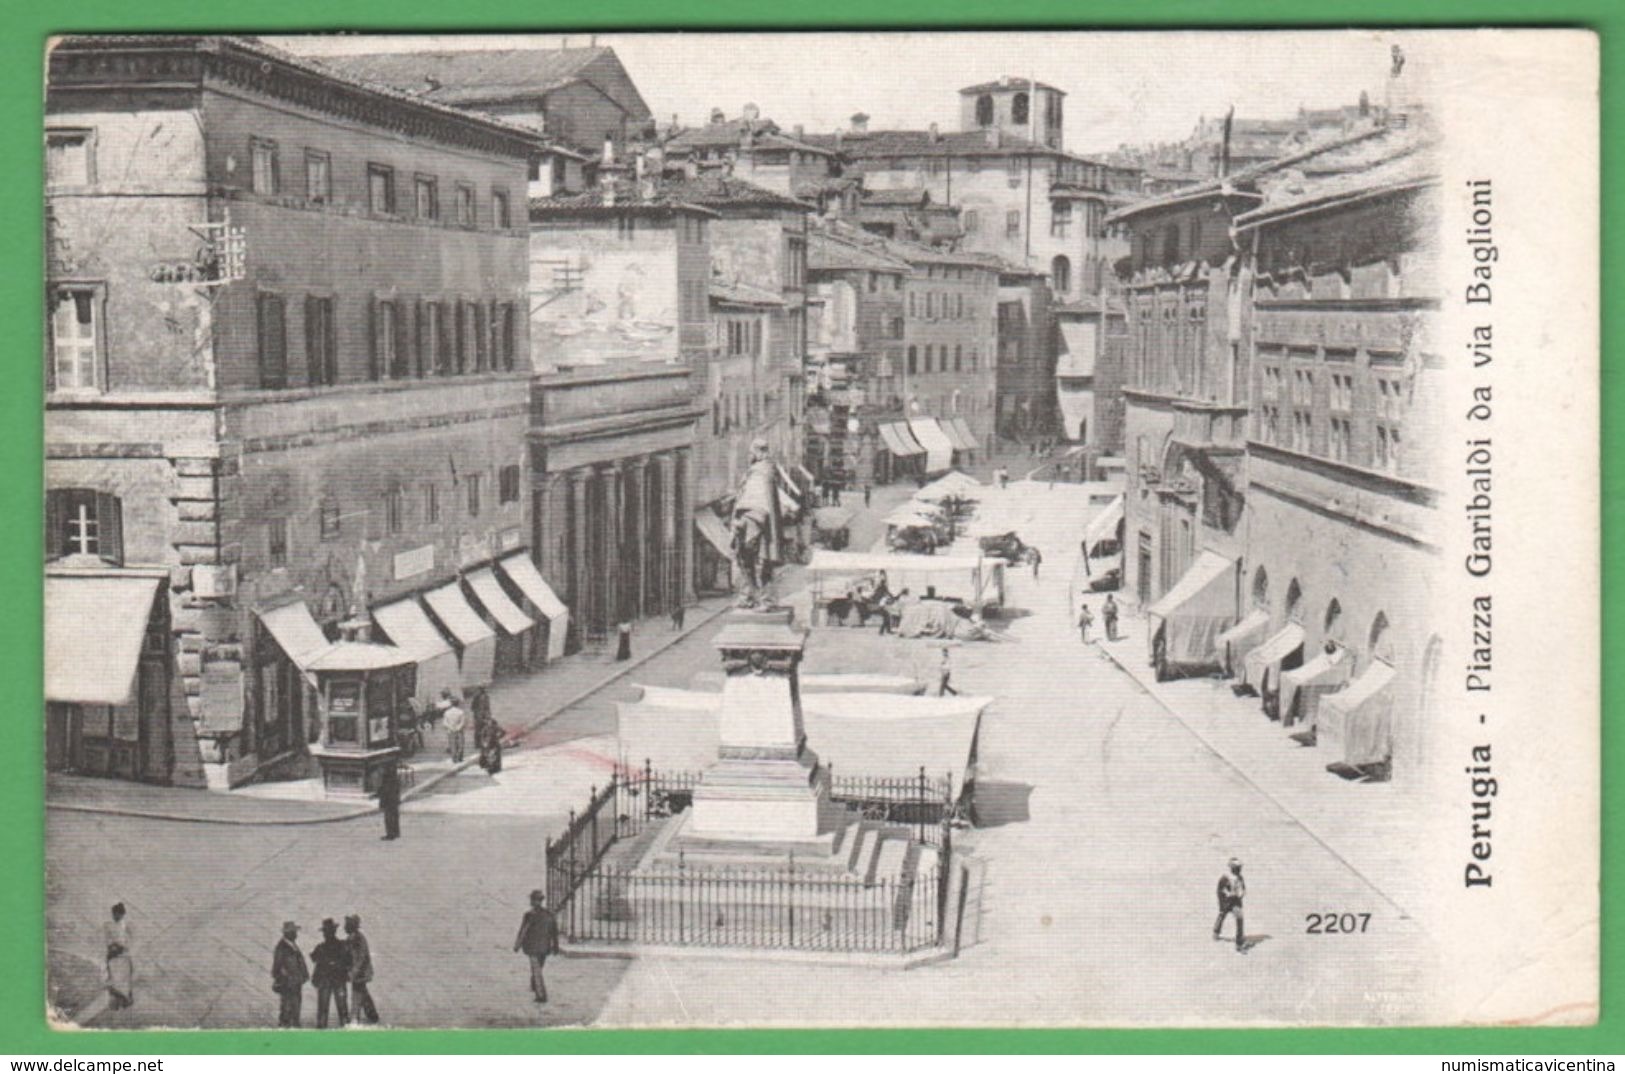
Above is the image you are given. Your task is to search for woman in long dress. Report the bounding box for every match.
[104,902,133,1009]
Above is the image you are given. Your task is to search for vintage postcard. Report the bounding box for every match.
[41,28,1598,1030]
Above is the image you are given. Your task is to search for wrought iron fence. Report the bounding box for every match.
[544,776,625,914]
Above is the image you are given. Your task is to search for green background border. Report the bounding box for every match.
[3,0,1614,1054]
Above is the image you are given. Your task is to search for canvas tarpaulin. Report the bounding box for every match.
[618,687,990,798]
[372,597,462,705]
[808,550,1000,609]
[878,422,924,457]
[1280,648,1352,727]
[498,553,570,660]
[1217,608,1270,673]
[46,574,163,705]
[424,582,496,688]
[1318,660,1397,767]
[1083,495,1124,553]
[1242,623,1305,693]
[1147,551,1236,667]
[908,417,956,473]
[915,470,982,502]
[688,671,924,695]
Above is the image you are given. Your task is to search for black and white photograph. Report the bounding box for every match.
[41,29,1598,1030]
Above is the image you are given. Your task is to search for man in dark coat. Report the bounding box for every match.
[1214,858,1248,952]
[378,763,401,841]
[344,914,378,1025]
[310,918,352,1028]
[513,889,561,1003]
[271,921,308,1028]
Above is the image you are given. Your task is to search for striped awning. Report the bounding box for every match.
[944,417,979,452]
[878,422,925,457]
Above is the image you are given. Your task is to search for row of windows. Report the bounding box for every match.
[906,343,979,375]
[301,464,522,560]
[711,387,781,437]
[720,316,765,358]
[907,290,980,320]
[255,292,519,390]
[247,135,513,229]
[1256,401,1404,475]
[1049,202,1110,240]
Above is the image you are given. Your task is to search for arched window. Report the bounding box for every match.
[1369,611,1393,664]
[1285,579,1304,623]
[1051,255,1071,295]
[1251,566,1269,609]
[1323,598,1343,642]
[1012,92,1030,126]
[975,94,994,127]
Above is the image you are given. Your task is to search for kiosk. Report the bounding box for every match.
[306,641,414,797]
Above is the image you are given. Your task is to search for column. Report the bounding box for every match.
[674,448,695,603]
[656,452,678,613]
[625,459,647,619]
[569,470,589,640]
[603,465,623,628]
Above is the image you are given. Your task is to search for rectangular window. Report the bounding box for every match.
[384,300,409,379]
[472,302,489,372]
[49,286,100,391]
[256,292,288,390]
[499,464,521,505]
[47,489,124,564]
[320,499,341,540]
[424,483,440,524]
[908,292,916,317]
[384,486,405,535]
[963,210,978,233]
[1330,416,1352,462]
[251,138,279,195]
[415,176,439,221]
[1006,210,1021,238]
[46,129,94,187]
[500,304,516,371]
[1051,203,1072,238]
[305,295,337,386]
[466,473,482,517]
[493,188,511,229]
[305,150,331,204]
[268,517,288,569]
[454,302,469,373]
[954,344,963,372]
[367,164,396,214]
[456,183,475,227]
[907,345,918,375]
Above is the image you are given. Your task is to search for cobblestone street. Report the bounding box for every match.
[47,476,1437,1031]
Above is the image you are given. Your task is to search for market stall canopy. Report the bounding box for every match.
[878,422,925,458]
[813,506,856,530]
[423,582,496,688]
[1242,623,1306,691]
[498,553,570,660]
[372,597,461,705]
[45,573,163,706]
[1318,659,1397,767]
[1083,495,1124,551]
[908,417,956,473]
[467,568,536,637]
[1147,551,1236,667]
[619,688,990,798]
[694,509,735,562]
[1216,608,1270,668]
[808,550,1002,610]
[941,418,979,453]
[688,671,923,695]
[885,502,942,527]
[1280,648,1352,725]
[916,471,982,502]
[306,640,413,673]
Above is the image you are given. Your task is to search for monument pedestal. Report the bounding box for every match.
[675,607,840,858]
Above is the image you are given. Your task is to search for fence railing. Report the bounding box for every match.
[543,761,961,952]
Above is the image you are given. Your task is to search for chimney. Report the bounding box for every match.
[603,136,615,167]
[850,112,869,133]
[794,123,804,139]
[710,107,726,126]
[742,102,761,122]
[929,121,940,143]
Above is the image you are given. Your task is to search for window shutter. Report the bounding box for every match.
[325,298,338,385]
[455,302,467,373]
[436,302,452,375]
[45,490,65,560]
[305,295,321,385]
[367,296,380,380]
[415,299,428,378]
[96,490,123,566]
[391,299,411,379]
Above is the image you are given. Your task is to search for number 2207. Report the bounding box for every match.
[1306,912,1372,934]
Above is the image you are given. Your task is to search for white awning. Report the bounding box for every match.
[372,597,461,705]
[942,417,979,452]
[45,574,163,706]
[1056,321,1098,378]
[694,509,734,562]
[1242,623,1306,691]
[908,417,956,473]
[1280,648,1352,725]
[498,553,570,661]
[1084,495,1124,550]
[1217,608,1270,663]
[1319,659,1398,767]
[423,582,496,688]
[916,470,982,502]
[257,600,333,668]
[1148,551,1233,621]
[468,568,536,636]
[878,422,924,458]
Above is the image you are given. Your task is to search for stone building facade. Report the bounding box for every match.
[45,36,543,787]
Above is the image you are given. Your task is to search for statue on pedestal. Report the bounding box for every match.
[729,438,784,609]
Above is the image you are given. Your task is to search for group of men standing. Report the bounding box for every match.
[271,916,376,1029]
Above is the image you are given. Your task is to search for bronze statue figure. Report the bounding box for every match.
[730,438,784,608]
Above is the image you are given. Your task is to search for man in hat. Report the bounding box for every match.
[937,646,959,697]
[344,914,378,1025]
[513,889,561,1004]
[271,921,308,1028]
[310,918,352,1028]
[1214,858,1248,952]
[378,762,401,841]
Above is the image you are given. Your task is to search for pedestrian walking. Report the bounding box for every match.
[513,890,561,1004]
[863,482,872,508]
[1102,594,1119,641]
[671,601,686,631]
[443,698,468,763]
[1077,602,1094,643]
[470,686,492,731]
[431,686,455,729]
[615,620,632,661]
[1214,858,1248,953]
[103,902,134,1011]
[271,921,308,1028]
[478,716,504,775]
[344,915,379,1025]
[378,762,401,841]
[1028,546,1043,579]
[311,918,352,1028]
[937,646,959,697]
